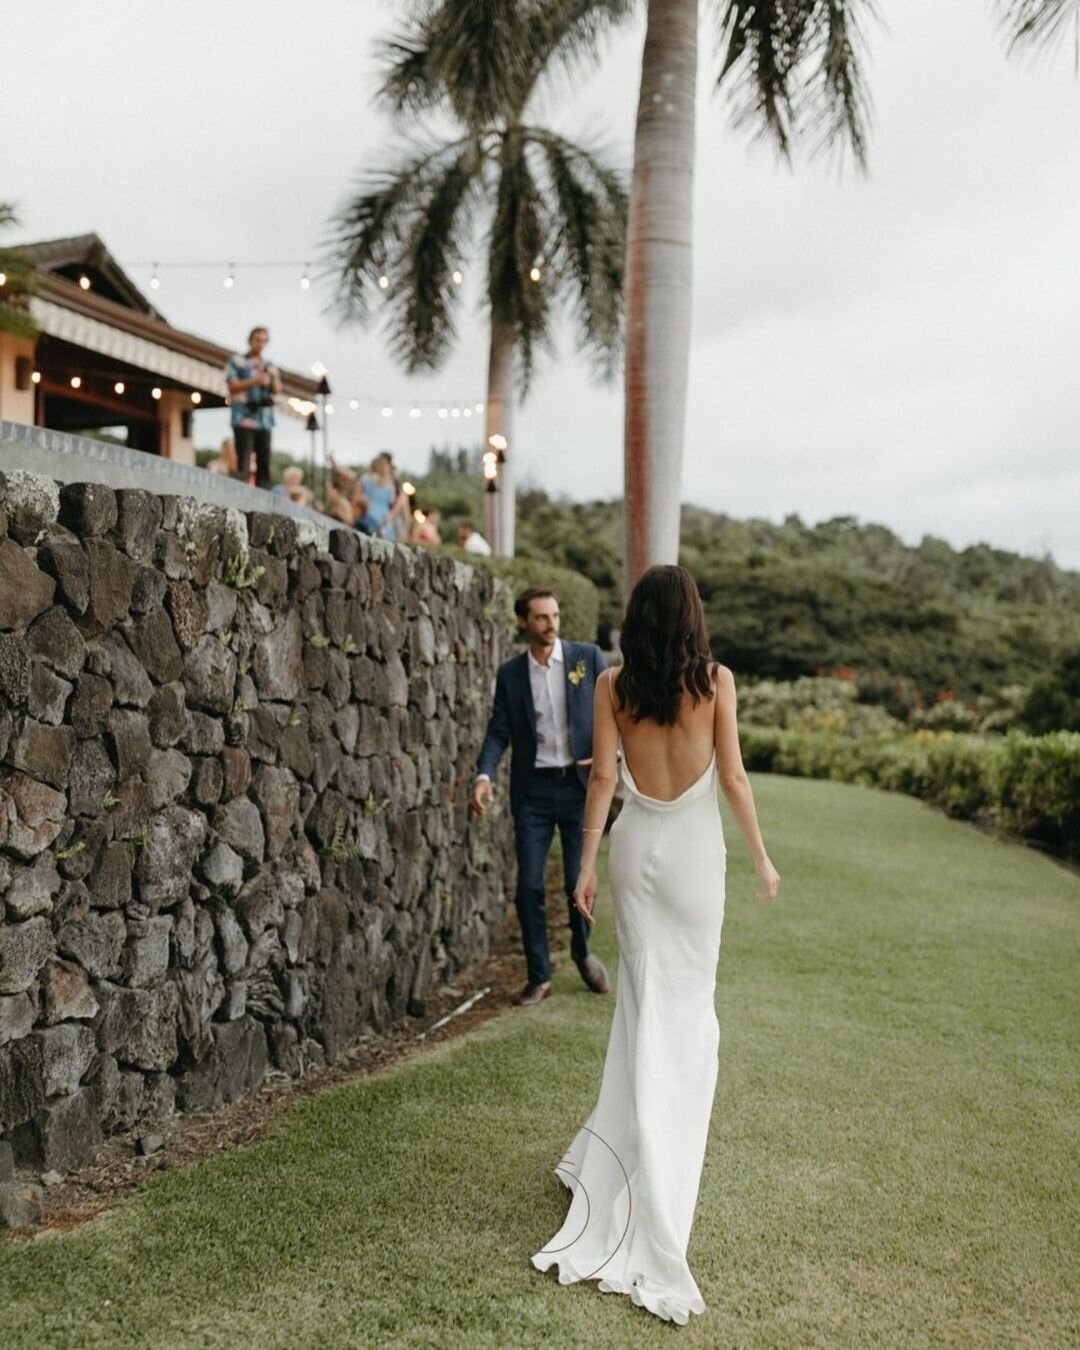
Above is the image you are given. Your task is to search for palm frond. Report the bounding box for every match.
[716,0,799,164]
[378,0,537,125]
[714,0,879,175]
[323,135,485,372]
[487,131,558,393]
[793,0,879,173]
[521,0,638,103]
[527,128,628,381]
[993,0,1080,67]
[379,0,635,127]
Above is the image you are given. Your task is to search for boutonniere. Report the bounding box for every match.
[568,659,587,687]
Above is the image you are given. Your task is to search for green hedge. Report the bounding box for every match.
[442,547,600,644]
[739,724,1080,858]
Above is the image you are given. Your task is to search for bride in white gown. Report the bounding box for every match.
[530,564,781,1326]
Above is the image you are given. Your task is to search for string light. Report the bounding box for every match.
[0,271,6,287]
[349,399,359,411]
[150,264,160,291]
[300,266,311,291]
[381,406,393,418]
[438,408,448,419]
[529,266,542,282]
[451,407,461,419]
[378,274,390,290]
[409,407,421,419]
[475,402,484,412]
[463,407,472,419]
[31,370,41,385]
[190,391,202,404]
[451,269,463,286]
[325,403,334,415]
[78,274,91,291]
[114,381,125,395]
[70,375,82,389]
[151,386,162,400]
[223,265,235,290]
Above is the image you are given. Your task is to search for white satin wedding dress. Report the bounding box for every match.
[530,740,727,1325]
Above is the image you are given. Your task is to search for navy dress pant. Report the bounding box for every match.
[513,769,591,986]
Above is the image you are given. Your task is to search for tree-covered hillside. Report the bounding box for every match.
[415,451,1079,701]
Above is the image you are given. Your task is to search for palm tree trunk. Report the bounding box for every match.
[623,0,698,601]
[485,317,516,556]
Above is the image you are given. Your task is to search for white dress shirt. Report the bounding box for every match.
[476,638,574,782]
[463,530,492,556]
[528,638,573,768]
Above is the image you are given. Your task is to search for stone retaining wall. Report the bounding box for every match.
[0,470,515,1182]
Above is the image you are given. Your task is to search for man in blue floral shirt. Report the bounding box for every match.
[225,325,281,489]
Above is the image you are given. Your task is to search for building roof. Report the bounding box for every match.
[18,233,320,403]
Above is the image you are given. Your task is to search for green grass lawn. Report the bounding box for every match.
[2,776,1077,1348]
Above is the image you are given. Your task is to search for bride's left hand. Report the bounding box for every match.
[574,869,598,926]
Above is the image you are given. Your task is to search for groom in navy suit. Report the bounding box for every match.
[471,587,611,1007]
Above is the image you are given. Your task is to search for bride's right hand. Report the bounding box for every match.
[753,856,781,902]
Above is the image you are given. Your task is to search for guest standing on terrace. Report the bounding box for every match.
[225,325,281,490]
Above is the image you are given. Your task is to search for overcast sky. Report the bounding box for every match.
[5,0,1078,566]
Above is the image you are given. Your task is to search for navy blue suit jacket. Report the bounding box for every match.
[476,640,608,817]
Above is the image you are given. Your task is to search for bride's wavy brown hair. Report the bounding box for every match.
[613,565,715,726]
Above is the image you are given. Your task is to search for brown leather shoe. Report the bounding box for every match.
[575,954,610,994]
[512,981,552,1007]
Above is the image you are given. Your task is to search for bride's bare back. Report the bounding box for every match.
[604,661,732,803]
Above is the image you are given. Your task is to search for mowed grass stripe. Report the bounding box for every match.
[1,776,1075,1348]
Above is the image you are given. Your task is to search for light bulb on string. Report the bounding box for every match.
[31,371,41,385]
[378,274,390,291]
[475,402,484,412]
[349,399,359,411]
[150,264,160,291]
[78,274,91,291]
[409,407,421,419]
[223,265,235,290]
[451,268,463,286]
[438,408,448,419]
[300,265,311,291]
[191,391,202,404]
[463,407,472,419]
[70,375,82,389]
[151,387,162,400]
[325,403,334,415]
[529,266,542,283]
[0,271,7,287]
[381,406,393,418]
[451,407,460,419]
[114,381,125,395]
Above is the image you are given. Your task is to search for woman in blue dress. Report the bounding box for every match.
[355,452,406,538]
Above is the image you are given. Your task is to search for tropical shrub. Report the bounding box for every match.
[738,724,1079,859]
[1018,647,1080,734]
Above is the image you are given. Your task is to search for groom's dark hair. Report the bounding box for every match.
[514,586,557,620]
